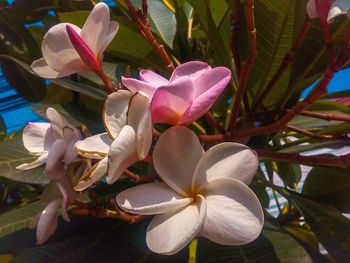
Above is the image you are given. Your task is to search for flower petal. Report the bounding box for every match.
[327,0,350,23]
[127,92,152,159]
[153,126,203,196]
[41,23,86,72]
[150,77,195,125]
[199,178,264,246]
[80,2,114,56]
[16,152,48,170]
[36,199,60,244]
[106,125,138,184]
[140,70,168,86]
[306,0,318,18]
[97,21,119,58]
[45,140,67,178]
[116,182,193,215]
[192,143,258,190]
[103,90,133,140]
[56,174,76,222]
[169,61,211,82]
[75,133,112,159]
[146,195,206,255]
[31,58,77,78]
[179,67,231,125]
[121,76,158,99]
[74,157,108,191]
[22,122,54,154]
[46,107,72,139]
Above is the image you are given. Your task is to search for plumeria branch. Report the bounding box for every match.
[297,110,350,122]
[124,169,159,183]
[249,17,312,115]
[204,112,225,133]
[231,0,241,74]
[228,0,256,132]
[256,149,350,168]
[286,124,347,142]
[124,0,175,72]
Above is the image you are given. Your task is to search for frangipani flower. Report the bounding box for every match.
[74,91,152,190]
[31,2,119,78]
[116,126,264,255]
[307,0,350,23]
[122,61,231,125]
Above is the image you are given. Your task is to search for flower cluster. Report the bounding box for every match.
[18,2,265,255]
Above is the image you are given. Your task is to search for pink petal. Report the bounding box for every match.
[179,68,231,125]
[31,58,77,78]
[315,0,333,22]
[121,76,158,99]
[45,140,67,179]
[150,77,196,125]
[22,122,53,153]
[96,21,119,59]
[36,199,60,244]
[140,70,169,87]
[66,25,101,72]
[46,107,72,139]
[306,0,318,18]
[169,61,211,82]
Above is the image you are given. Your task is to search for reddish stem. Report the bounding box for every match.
[298,110,350,122]
[124,0,174,72]
[256,149,350,168]
[204,112,225,133]
[228,0,256,132]
[249,17,312,115]
[125,169,159,183]
[231,0,241,74]
[96,70,115,93]
[287,124,347,142]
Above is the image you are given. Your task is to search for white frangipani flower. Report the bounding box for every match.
[116,126,264,255]
[74,90,152,190]
[31,2,119,78]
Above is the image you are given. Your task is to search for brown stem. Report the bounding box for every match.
[124,0,174,72]
[204,112,225,133]
[256,149,350,168]
[125,169,159,183]
[231,0,241,74]
[249,17,312,115]
[142,0,148,21]
[298,110,350,122]
[228,0,256,132]
[107,198,148,223]
[144,154,154,164]
[286,124,346,142]
[96,70,115,93]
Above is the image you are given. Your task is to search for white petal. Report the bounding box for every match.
[192,143,258,191]
[306,0,318,18]
[42,23,86,72]
[63,140,78,165]
[75,133,112,159]
[36,199,60,244]
[153,126,203,196]
[46,107,72,139]
[127,92,152,159]
[81,3,114,56]
[45,140,67,178]
[327,0,350,23]
[103,90,133,139]
[95,21,119,58]
[31,58,78,78]
[22,122,54,153]
[116,182,193,215]
[200,178,264,246]
[106,125,138,184]
[74,157,108,191]
[146,195,206,255]
[16,152,48,170]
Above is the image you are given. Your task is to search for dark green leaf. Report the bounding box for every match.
[275,162,301,188]
[10,0,54,23]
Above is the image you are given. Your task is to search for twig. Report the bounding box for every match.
[204,112,225,133]
[124,0,174,72]
[256,149,350,168]
[298,110,350,122]
[228,0,256,132]
[96,70,115,93]
[286,124,346,142]
[125,170,159,183]
[249,17,312,115]
[231,0,241,74]
[108,198,148,223]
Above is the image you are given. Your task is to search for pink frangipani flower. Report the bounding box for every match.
[307,0,350,23]
[122,61,231,125]
[31,3,118,78]
[117,126,263,255]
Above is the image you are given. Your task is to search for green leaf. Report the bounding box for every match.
[196,219,324,263]
[0,202,45,240]
[275,162,301,189]
[302,166,350,213]
[78,62,119,87]
[288,191,350,261]
[9,0,54,23]
[0,135,49,185]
